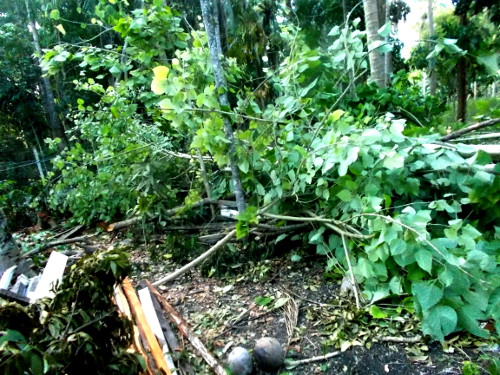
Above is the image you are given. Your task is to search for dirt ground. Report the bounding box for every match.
[126,236,497,375]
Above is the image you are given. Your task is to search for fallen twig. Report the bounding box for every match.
[280,286,329,307]
[263,212,371,239]
[287,351,341,366]
[22,235,95,258]
[152,229,236,286]
[439,118,500,142]
[379,335,422,343]
[147,282,227,375]
[55,225,85,241]
[341,234,361,309]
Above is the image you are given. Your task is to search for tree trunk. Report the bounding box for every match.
[24,0,66,146]
[363,0,386,87]
[0,210,21,276]
[199,0,246,215]
[456,12,467,122]
[428,0,436,95]
[384,0,392,86]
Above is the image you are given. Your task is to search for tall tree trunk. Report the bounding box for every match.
[456,13,467,122]
[24,0,66,146]
[428,0,436,95]
[0,210,20,276]
[363,0,386,87]
[384,0,392,86]
[199,0,246,215]
[342,0,357,98]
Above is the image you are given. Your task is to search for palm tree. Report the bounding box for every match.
[363,0,386,87]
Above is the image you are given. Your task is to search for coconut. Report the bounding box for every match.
[253,337,284,372]
[227,346,253,375]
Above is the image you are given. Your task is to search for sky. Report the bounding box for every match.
[398,0,454,59]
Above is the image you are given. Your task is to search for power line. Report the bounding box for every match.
[0,157,55,173]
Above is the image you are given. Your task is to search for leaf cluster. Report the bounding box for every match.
[0,248,143,375]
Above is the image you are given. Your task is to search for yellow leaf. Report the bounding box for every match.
[151,79,166,95]
[331,109,345,121]
[56,24,66,35]
[151,66,169,95]
[340,341,352,352]
[152,66,169,80]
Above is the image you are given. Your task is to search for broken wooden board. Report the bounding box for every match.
[0,265,16,289]
[139,287,178,375]
[29,251,68,302]
[122,278,171,375]
[147,281,227,375]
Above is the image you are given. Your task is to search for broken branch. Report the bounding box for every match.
[439,118,500,142]
[152,229,236,286]
[147,282,227,375]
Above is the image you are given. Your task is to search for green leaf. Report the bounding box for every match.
[415,249,433,273]
[0,330,26,344]
[29,352,44,375]
[383,151,404,169]
[328,25,340,36]
[50,9,60,20]
[369,305,388,319]
[275,234,287,244]
[422,305,457,342]
[331,109,345,121]
[309,227,325,243]
[239,160,249,174]
[476,53,499,76]
[378,22,392,37]
[412,280,443,310]
[337,189,352,202]
[438,267,454,287]
[255,296,272,306]
[457,304,490,338]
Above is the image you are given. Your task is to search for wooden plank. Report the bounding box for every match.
[150,290,182,353]
[122,278,171,375]
[114,285,154,375]
[147,281,227,375]
[0,265,16,289]
[139,287,178,375]
[26,275,41,301]
[0,288,31,305]
[30,251,68,301]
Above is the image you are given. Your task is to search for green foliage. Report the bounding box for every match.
[37,0,500,344]
[47,85,185,224]
[0,180,41,229]
[44,3,192,224]
[347,71,446,128]
[409,10,499,98]
[0,248,144,374]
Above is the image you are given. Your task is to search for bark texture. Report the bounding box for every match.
[199,0,246,214]
[24,0,66,145]
[456,13,468,122]
[363,0,386,87]
[428,0,436,95]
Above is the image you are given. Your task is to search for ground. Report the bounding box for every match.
[12,228,496,375]
[123,234,497,375]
